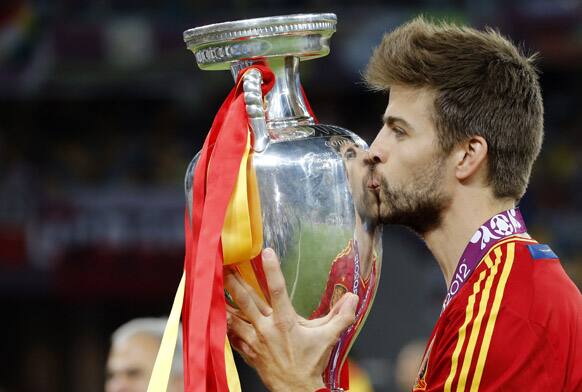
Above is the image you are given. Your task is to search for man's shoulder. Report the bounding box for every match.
[445,236,534,311]
[508,238,581,309]
[429,239,582,392]
[446,236,581,328]
[472,236,572,294]
[329,241,356,270]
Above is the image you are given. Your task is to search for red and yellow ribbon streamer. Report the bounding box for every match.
[222,133,266,301]
[147,65,274,392]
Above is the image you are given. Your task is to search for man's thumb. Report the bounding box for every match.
[325,293,358,339]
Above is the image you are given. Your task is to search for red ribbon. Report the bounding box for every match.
[182,64,274,392]
[180,63,334,392]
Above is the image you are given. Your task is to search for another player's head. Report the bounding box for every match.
[363,16,543,234]
[105,318,183,392]
[330,136,378,227]
[394,339,427,392]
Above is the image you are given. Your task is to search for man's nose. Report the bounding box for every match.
[367,143,386,165]
[106,376,130,392]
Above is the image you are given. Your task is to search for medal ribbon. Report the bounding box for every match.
[441,208,527,311]
[147,64,275,392]
[413,208,527,390]
[327,240,377,391]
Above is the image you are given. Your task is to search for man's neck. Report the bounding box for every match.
[354,215,378,279]
[423,192,515,288]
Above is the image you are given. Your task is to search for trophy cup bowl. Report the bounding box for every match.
[184,14,382,390]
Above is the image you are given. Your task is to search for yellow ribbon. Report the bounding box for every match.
[147,272,185,392]
[148,129,264,391]
[224,336,242,392]
[222,131,265,300]
[222,131,263,264]
[221,131,265,388]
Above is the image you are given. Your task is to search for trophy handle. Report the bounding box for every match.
[242,69,269,152]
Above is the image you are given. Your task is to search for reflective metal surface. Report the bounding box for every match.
[184,13,336,70]
[262,56,315,130]
[242,68,269,152]
[184,13,382,391]
[241,56,316,144]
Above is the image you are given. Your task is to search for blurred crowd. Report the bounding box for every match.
[0,0,580,391]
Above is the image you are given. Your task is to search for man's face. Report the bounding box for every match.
[366,85,452,234]
[105,334,159,392]
[338,141,378,226]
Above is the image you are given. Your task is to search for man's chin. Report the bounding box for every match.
[377,202,395,226]
[377,202,446,235]
[358,192,381,224]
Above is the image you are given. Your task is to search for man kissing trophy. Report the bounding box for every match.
[147,13,382,392]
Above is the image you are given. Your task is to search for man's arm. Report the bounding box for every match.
[224,248,358,392]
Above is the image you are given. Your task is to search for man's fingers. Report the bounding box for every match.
[299,291,353,328]
[298,311,333,328]
[321,293,358,342]
[230,269,273,317]
[226,303,251,323]
[226,311,258,348]
[261,248,296,327]
[228,335,257,366]
[327,291,352,317]
[224,269,264,324]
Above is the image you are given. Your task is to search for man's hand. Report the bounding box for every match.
[224,248,358,392]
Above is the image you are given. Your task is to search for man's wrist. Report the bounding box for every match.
[311,377,328,392]
[270,377,325,392]
[309,380,327,391]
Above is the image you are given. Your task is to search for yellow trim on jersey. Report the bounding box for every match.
[444,268,489,392]
[485,235,537,251]
[455,247,502,391]
[443,236,534,392]
[470,242,516,390]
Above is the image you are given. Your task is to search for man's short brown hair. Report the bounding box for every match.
[365,16,544,201]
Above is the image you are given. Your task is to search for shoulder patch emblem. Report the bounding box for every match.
[527,244,558,260]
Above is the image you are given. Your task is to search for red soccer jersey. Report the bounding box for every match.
[310,240,376,319]
[413,236,582,391]
[310,239,379,390]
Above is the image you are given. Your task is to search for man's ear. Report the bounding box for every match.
[454,136,488,181]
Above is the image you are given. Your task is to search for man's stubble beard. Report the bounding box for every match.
[374,156,452,236]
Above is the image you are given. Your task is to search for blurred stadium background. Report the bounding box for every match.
[0,0,580,391]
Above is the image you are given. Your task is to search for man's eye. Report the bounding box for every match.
[392,126,406,138]
[126,369,143,378]
[344,148,356,159]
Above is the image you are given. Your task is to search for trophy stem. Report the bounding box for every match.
[231,56,315,133]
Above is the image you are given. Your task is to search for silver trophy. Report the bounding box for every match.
[184,13,382,390]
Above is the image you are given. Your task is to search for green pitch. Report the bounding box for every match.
[280,223,352,318]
